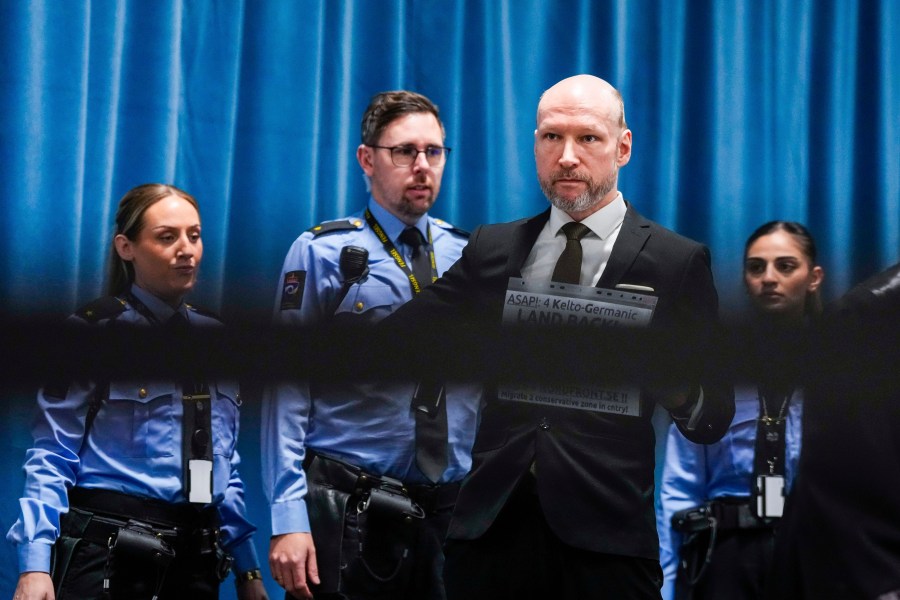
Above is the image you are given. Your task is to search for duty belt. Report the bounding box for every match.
[66,486,220,552]
[304,452,460,516]
[707,497,775,530]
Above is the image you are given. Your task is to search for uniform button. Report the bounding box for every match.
[355,301,364,312]
[139,388,147,399]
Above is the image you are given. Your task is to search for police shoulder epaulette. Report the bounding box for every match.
[185,303,222,321]
[307,218,365,237]
[431,218,470,238]
[76,296,128,323]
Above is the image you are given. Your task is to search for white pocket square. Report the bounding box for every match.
[615,283,655,293]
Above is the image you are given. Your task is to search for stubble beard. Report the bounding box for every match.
[397,190,434,220]
[541,167,618,214]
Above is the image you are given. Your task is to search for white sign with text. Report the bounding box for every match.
[499,278,658,416]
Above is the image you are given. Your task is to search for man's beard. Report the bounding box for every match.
[540,168,618,213]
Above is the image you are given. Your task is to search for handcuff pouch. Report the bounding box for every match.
[110,520,175,570]
[363,486,425,520]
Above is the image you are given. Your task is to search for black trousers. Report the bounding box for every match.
[54,537,220,600]
[53,489,223,600]
[443,481,663,600]
[682,528,775,600]
[300,508,452,600]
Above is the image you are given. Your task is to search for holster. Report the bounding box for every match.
[51,507,92,590]
[306,478,352,592]
[671,504,717,599]
[304,452,423,593]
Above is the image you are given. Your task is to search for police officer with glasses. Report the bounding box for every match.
[262,91,480,600]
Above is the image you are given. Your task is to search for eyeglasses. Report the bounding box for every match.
[368,144,451,167]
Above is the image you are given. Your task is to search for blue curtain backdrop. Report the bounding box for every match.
[1,0,898,597]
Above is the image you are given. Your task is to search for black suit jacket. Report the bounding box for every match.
[391,203,734,560]
[770,264,900,600]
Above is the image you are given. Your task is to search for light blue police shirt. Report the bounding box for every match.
[6,284,260,574]
[261,198,482,536]
[656,384,803,599]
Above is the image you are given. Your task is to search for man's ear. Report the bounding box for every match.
[357,144,375,176]
[617,129,632,167]
[114,234,134,261]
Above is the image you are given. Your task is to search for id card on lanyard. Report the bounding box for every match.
[125,292,214,504]
[498,278,657,416]
[753,387,794,519]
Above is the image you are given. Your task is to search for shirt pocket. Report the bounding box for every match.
[99,381,178,458]
[211,380,241,458]
[334,283,397,323]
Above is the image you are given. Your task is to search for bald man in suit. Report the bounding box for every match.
[387,75,734,600]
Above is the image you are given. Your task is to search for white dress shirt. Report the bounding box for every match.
[520,193,627,286]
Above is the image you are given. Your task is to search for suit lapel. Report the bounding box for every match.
[506,208,550,276]
[597,202,651,289]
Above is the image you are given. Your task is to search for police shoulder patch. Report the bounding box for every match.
[307,219,364,237]
[281,270,307,310]
[431,218,470,238]
[76,296,128,323]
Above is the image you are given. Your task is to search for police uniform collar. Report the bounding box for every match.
[367,197,428,245]
[129,284,186,323]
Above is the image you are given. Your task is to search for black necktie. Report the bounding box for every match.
[412,381,449,483]
[551,222,592,284]
[167,311,213,502]
[166,310,190,333]
[399,228,448,482]
[399,227,432,291]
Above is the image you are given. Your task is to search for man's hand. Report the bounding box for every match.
[236,577,269,600]
[269,532,319,599]
[13,572,55,600]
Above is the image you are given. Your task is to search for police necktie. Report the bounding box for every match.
[399,227,432,292]
[165,310,190,333]
[168,312,214,504]
[412,381,449,483]
[551,222,592,284]
[399,227,449,482]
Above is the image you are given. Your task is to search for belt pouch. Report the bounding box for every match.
[215,544,234,581]
[112,520,175,567]
[671,504,714,534]
[365,487,424,520]
[107,520,176,598]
